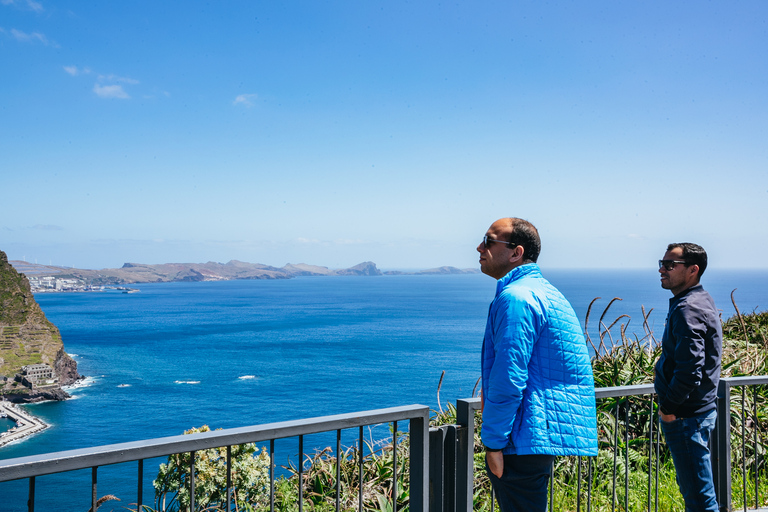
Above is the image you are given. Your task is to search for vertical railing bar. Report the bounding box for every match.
[714,380,733,511]
[270,439,275,512]
[648,395,654,512]
[28,475,35,512]
[456,400,475,512]
[299,435,304,512]
[393,420,398,512]
[91,466,97,512]
[358,426,364,512]
[612,401,618,512]
[138,459,144,512]
[189,451,196,512]
[755,385,760,510]
[226,445,232,512]
[336,429,341,512]
[741,385,747,509]
[587,457,592,512]
[577,455,582,512]
[624,398,629,511]
[625,401,629,512]
[655,412,660,512]
[549,460,554,510]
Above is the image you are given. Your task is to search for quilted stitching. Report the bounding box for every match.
[481,264,598,456]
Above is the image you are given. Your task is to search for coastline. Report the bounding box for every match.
[0,401,49,448]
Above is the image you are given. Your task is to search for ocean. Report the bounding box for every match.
[1,269,766,511]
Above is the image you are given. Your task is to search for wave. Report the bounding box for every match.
[238,375,258,380]
[117,384,131,388]
[174,380,200,385]
[63,376,98,391]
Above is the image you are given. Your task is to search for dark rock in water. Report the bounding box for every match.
[5,386,71,403]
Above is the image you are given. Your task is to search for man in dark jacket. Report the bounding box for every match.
[655,242,722,512]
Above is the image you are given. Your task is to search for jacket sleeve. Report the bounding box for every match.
[481,291,542,449]
[660,302,707,415]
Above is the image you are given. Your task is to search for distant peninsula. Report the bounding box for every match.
[9,260,479,289]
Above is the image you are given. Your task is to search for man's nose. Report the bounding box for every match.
[477,242,485,253]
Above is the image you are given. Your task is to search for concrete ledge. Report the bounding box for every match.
[0,401,49,448]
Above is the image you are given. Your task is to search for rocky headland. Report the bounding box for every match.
[1,250,81,403]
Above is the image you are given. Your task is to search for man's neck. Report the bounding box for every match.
[672,281,700,298]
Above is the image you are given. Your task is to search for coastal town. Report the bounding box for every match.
[27,275,139,293]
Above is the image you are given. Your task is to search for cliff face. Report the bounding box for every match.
[1,250,80,401]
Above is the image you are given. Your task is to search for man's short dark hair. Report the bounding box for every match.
[509,218,541,263]
[668,242,708,279]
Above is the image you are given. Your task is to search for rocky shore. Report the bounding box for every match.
[1,249,80,407]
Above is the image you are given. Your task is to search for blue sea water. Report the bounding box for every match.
[1,269,766,511]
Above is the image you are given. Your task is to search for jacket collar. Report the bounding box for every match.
[496,263,541,295]
[670,282,703,304]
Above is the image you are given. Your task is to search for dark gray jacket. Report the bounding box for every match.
[655,284,722,418]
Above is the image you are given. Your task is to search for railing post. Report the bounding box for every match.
[430,427,446,512]
[712,379,731,512]
[91,466,97,512]
[444,425,457,512]
[410,410,430,512]
[27,475,35,512]
[456,399,477,512]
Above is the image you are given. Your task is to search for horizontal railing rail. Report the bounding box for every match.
[452,377,768,512]
[0,404,430,512]
[3,376,768,512]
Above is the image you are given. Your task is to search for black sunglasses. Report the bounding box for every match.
[658,259,688,271]
[482,235,517,250]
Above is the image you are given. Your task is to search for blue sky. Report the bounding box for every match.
[2,1,766,270]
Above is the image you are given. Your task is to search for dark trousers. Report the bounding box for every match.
[485,453,555,512]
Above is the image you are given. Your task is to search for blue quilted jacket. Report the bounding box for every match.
[481,264,598,456]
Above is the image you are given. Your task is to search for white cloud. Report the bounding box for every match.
[30,224,64,231]
[93,84,130,99]
[233,93,257,107]
[65,67,139,99]
[98,73,139,85]
[1,0,43,11]
[9,28,48,44]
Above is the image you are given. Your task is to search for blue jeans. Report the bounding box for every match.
[485,453,555,512]
[660,408,719,512]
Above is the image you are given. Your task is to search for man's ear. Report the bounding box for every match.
[688,264,700,281]
[509,245,524,263]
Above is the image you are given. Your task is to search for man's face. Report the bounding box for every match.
[477,219,517,279]
[659,247,696,296]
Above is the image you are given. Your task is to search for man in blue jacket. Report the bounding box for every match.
[477,217,598,512]
[655,243,722,512]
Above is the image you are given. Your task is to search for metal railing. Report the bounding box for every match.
[0,404,430,512]
[3,377,768,512]
[440,376,768,512]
